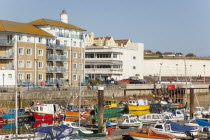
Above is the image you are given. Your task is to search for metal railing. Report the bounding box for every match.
[46,44,66,49]
[0,53,14,59]
[0,39,14,46]
[46,55,66,61]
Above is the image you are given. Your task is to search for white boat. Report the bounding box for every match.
[153,121,199,138]
[193,107,210,119]
[138,113,163,124]
[118,114,143,129]
[63,121,93,134]
[185,119,199,127]
[163,110,185,122]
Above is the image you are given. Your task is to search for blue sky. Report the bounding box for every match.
[1,0,210,56]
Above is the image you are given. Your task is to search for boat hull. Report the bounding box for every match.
[126,105,150,111]
[131,136,169,140]
[65,110,90,117]
[33,112,63,120]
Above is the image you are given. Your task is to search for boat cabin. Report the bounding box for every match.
[139,114,163,122]
[33,104,60,114]
[126,99,148,106]
[105,100,117,108]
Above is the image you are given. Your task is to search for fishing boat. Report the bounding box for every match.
[2,108,25,119]
[153,121,199,138]
[125,99,150,111]
[65,104,91,117]
[65,116,90,122]
[129,128,175,140]
[194,107,210,119]
[185,119,199,127]
[32,103,63,120]
[128,110,150,116]
[195,118,210,132]
[169,102,188,111]
[92,112,122,120]
[33,119,63,128]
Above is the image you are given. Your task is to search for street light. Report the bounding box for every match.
[190,65,192,82]
[203,65,206,84]
[159,63,163,83]
[176,64,178,81]
[2,74,5,87]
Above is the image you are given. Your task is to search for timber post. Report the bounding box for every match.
[98,87,104,133]
[190,88,194,119]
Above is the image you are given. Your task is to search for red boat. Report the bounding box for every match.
[32,104,63,120]
[33,119,63,128]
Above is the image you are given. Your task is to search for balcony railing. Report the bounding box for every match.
[46,44,66,49]
[0,65,14,70]
[0,39,14,46]
[46,55,66,61]
[0,53,14,59]
[46,67,54,73]
[46,67,66,73]
[55,32,84,40]
[46,78,67,85]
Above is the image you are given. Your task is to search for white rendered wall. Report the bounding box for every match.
[122,43,144,79]
[0,70,15,86]
[144,59,210,77]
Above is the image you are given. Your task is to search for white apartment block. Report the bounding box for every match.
[85,43,144,81]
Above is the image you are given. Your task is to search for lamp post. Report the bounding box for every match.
[176,64,178,81]
[190,65,192,82]
[2,74,5,87]
[34,59,38,85]
[203,65,206,84]
[159,63,163,83]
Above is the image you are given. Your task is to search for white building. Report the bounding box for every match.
[85,43,144,80]
[0,70,15,86]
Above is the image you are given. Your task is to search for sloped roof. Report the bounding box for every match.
[28,18,86,31]
[115,39,130,46]
[0,19,54,37]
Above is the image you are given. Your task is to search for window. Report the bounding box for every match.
[18,60,24,68]
[38,61,43,68]
[64,40,67,46]
[19,35,23,41]
[113,53,117,58]
[27,36,31,42]
[79,63,83,70]
[46,39,51,46]
[64,63,68,69]
[26,73,32,80]
[133,56,136,59]
[18,47,24,55]
[18,73,24,80]
[73,74,77,81]
[38,74,43,80]
[79,53,83,59]
[73,52,77,58]
[8,74,12,79]
[38,49,43,56]
[26,60,32,68]
[64,51,68,58]
[113,65,119,69]
[133,66,136,69]
[64,74,68,79]
[26,48,32,55]
[73,63,77,69]
[73,41,76,46]
[39,37,42,43]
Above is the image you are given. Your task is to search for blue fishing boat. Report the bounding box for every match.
[3,108,25,119]
[195,118,210,127]
[34,125,81,139]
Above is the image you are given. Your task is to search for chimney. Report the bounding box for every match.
[60,10,68,24]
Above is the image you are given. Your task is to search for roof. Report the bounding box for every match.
[28,18,86,31]
[94,37,112,40]
[0,19,54,37]
[115,39,130,46]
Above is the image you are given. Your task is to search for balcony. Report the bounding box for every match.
[46,54,66,61]
[46,44,66,50]
[54,67,66,73]
[0,53,14,59]
[46,78,67,85]
[0,39,14,46]
[46,67,54,73]
[85,68,123,74]
[0,65,14,70]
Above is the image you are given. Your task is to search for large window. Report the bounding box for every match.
[97,54,111,58]
[39,37,42,43]
[64,51,68,58]
[96,65,111,68]
[85,54,94,58]
[73,52,77,58]
[113,53,117,58]
[26,48,32,55]
[64,63,68,69]
[26,60,32,68]
[18,48,24,55]
[27,36,31,42]
[73,74,77,81]
[79,63,83,70]
[18,60,24,68]
[18,73,24,80]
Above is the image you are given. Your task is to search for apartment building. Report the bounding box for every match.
[0,10,85,86]
[85,43,144,81]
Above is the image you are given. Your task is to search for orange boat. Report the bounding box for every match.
[129,128,176,140]
[65,105,90,117]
